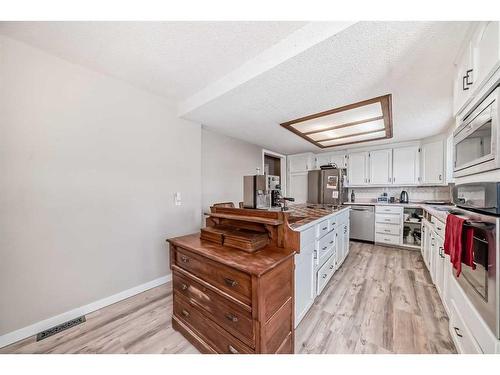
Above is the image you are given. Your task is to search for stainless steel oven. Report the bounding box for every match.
[452,183,500,338]
[454,87,499,177]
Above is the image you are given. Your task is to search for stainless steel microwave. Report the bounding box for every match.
[453,87,499,177]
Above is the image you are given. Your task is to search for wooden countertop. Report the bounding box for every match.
[286,204,350,230]
[167,234,296,277]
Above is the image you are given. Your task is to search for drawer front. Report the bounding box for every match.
[175,247,252,305]
[174,293,254,354]
[375,233,401,246]
[317,253,336,294]
[375,222,401,236]
[432,217,445,239]
[375,213,401,225]
[328,216,337,231]
[375,205,403,215]
[449,298,482,354]
[317,231,335,259]
[173,270,254,347]
[316,219,330,238]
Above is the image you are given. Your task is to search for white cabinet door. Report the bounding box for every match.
[369,149,392,185]
[421,140,445,184]
[453,42,474,115]
[289,173,308,203]
[295,242,315,326]
[435,234,445,298]
[288,154,313,173]
[347,151,368,185]
[473,21,500,89]
[392,146,420,185]
[315,153,332,169]
[331,153,347,168]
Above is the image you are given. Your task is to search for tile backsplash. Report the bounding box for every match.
[347,185,451,203]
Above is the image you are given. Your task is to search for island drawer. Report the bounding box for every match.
[316,253,336,294]
[173,293,254,354]
[316,219,330,238]
[317,231,335,259]
[174,247,252,305]
[375,233,401,246]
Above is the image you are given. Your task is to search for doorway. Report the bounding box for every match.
[262,149,287,195]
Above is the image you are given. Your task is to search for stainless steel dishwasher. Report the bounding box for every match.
[348,205,375,242]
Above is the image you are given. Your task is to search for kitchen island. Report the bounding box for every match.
[286,204,351,327]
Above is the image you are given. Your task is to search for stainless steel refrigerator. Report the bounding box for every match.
[307,168,348,206]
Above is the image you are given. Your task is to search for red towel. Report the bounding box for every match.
[444,214,476,276]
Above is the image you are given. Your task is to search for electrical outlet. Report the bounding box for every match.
[174,192,182,206]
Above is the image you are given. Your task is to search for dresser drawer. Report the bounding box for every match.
[375,213,401,225]
[173,270,254,347]
[375,222,401,236]
[317,253,336,295]
[375,233,401,246]
[174,247,252,305]
[174,293,254,354]
[375,205,403,215]
[316,219,330,238]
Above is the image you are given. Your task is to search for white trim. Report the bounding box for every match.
[0,274,172,349]
[262,149,287,195]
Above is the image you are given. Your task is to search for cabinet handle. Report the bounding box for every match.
[329,240,334,244]
[181,283,188,290]
[454,327,463,338]
[384,229,391,232]
[224,278,238,287]
[462,75,469,91]
[465,69,473,86]
[322,246,327,250]
[322,273,327,279]
[180,256,189,263]
[225,313,239,323]
[329,264,334,270]
[384,219,390,222]
[228,344,239,354]
[322,226,328,230]
[181,309,190,318]
[439,174,442,181]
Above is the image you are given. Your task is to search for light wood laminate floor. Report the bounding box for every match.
[1,241,456,354]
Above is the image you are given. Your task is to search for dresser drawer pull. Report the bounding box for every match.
[180,256,190,263]
[228,344,239,354]
[454,327,463,338]
[224,278,238,287]
[322,273,327,279]
[181,283,188,290]
[181,309,190,318]
[225,313,239,323]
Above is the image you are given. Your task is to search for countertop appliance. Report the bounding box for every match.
[453,86,499,177]
[451,183,500,338]
[267,175,282,208]
[348,205,375,242]
[307,167,348,206]
[400,190,409,203]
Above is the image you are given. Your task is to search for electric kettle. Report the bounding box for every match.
[400,190,409,203]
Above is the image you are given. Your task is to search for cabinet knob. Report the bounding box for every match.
[224,278,238,287]
[181,283,188,290]
[180,256,189,263]
[228,344,239,354]
[181,309,190,318]
[225,313,239,323]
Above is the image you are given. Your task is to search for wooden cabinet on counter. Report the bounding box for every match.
[167,206,299,354]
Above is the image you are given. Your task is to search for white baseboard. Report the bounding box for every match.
[0,274,172,349]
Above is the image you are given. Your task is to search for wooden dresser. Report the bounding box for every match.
[167,207,299,354]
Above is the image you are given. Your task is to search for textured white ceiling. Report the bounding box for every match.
[182,21,471,154]
[0,21,306,101]
[0,21,471,155]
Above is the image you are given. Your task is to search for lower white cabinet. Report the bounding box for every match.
[374,205,402,246]
[294,241,316,325]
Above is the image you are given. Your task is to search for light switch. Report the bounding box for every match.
[174,192,182,206]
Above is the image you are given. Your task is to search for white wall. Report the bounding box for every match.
[201,128,262,212]
[0,35,202,336]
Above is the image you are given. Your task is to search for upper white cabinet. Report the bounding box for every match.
[454,21,500,115]
[392,146,420,185]
[421,139,445,185]
[288,153,314,173]
[315,152,346,169]
[369,149,392,185]
[473,21,500,91]
[289,173,308,203]
[347,151,369,185]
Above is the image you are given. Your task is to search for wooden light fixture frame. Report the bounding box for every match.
[280,94,393,148]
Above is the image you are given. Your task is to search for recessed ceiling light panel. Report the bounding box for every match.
[280,94,393,148]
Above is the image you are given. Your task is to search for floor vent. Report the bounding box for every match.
[36,316,86,341]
